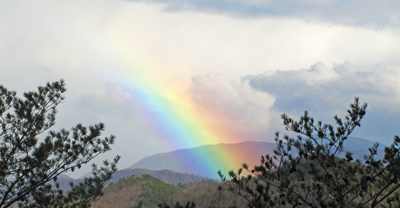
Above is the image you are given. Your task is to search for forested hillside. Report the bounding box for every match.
[92,174,179,208]
[91,174,247,208]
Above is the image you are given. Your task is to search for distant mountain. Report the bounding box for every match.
[130,141,276,179]
[108,168,210,185]
[129,138,385,179]
[52,168,210,191]
[58,174,72,179]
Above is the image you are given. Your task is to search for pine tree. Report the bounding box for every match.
[219,98,400,208]
[0,80,120,208]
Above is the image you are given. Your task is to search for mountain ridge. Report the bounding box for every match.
[130,138,385,179]
[51,168,211,192]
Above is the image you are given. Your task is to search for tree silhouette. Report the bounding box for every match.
[220,98,400,208]
[0,80,120,208]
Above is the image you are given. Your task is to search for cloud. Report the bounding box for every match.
[1,0,400,177]
[188,63,400,145]
[128,0,400,28]
[190,73,277,141]
[242,62,400,144]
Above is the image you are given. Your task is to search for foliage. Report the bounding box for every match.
[139,174,181,206]
[157,201,196,208]
[92,174,182,208]
[134,201,143,208]
[0,80,120,208]
[92,173,247,208]
[219,98,400,208]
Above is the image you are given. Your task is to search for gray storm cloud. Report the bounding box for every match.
[128,0,400,28]
[240,62,400,144]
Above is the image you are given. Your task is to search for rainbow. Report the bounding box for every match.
[83,21,252,178]
[105,74,247,178]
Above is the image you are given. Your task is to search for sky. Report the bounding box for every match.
[1,0,400,178]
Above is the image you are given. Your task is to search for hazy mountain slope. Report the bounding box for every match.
[130,141,276,179]
[130,138,385,179]
[52,168,210,191]
[109,168,210,184]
